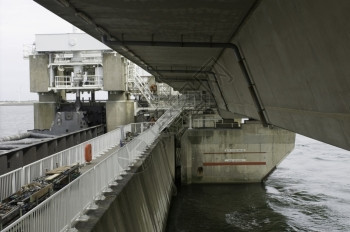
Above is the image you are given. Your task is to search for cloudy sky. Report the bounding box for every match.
[0,0,76,101]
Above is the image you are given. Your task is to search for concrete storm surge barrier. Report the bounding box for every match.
[181,122,295,184]
[1,93,294,231]
[75,135,175,232]
[34,0,350,151]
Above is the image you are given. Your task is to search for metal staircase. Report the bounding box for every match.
[127,63,156,107]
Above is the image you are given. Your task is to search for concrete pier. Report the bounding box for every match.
[30,54,57,129]
[181,122,295,184]
[33,93,58,129]
[106,92,134,132]
[28,36,137,133]
[104,53,135,131]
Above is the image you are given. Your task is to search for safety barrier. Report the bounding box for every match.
[0,168,22,202]
[0,121,157,202]
[53,75,103,89]
[1,92,205,232]
[0,127,119,202]
[1,117,179,232]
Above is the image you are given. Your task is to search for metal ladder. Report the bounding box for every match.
[127,63,156,107]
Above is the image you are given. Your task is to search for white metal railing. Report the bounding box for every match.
[83,75,103,87]
[126,63,157,107]
[0,121,155,203]
[0,121,173,232]
[54,57,71,63]
[54,75,71,87]
[53,75,103,89]
[121,122,154,138]
[1,93,204,232]
[0,128,119,202]
[81,56,102,63]
[0,168,22,202]
[133,73,155,107]
[53,53,102,64]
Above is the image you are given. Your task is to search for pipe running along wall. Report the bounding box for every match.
[102,38,269,126]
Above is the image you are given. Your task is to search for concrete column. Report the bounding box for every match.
[103,53,126,92]
[106,91,134,131]
[60,90,66,101]
[34,92,57,130]
[30,53,58,129]
[29,54,50,93]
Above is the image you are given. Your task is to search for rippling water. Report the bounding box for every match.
[266,135,350,232]
[0,105,33,138]
[167,136,350,232]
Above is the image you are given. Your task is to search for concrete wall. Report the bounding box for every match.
[213,0,350,150]
[103,53,126,91]
[181,122,295,184]
[29,54,49,93]
[75,134,175,232]
[106,100,135,131]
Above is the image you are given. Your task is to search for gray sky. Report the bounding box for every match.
[0,0,75,101]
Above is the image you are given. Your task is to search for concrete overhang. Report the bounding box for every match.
[33,0,350,151]
[34,0,257,79]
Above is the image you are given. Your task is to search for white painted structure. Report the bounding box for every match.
[35,33,110,52]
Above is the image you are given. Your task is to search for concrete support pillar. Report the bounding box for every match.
[103,53,126,92]
[30,54,50,93]
[34,92,57,130]
[180,125,295,184]
[106,91,134,131]
[34,102,56,129]
[60,90,66,101]
[30,54,58,130]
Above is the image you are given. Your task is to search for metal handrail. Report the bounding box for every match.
[0,121,156,202]
[0,128,119,202]
[53,75,103,88]
[1,122,163,232]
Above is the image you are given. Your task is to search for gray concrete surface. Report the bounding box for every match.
[106,100,134,131]
[103,53,126,92]
[33,102,56,130]
[74,134,175,232]
[181,122,295,183]
[29,54,50,93]
[32,0,350,151]
[217,0,350,150]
